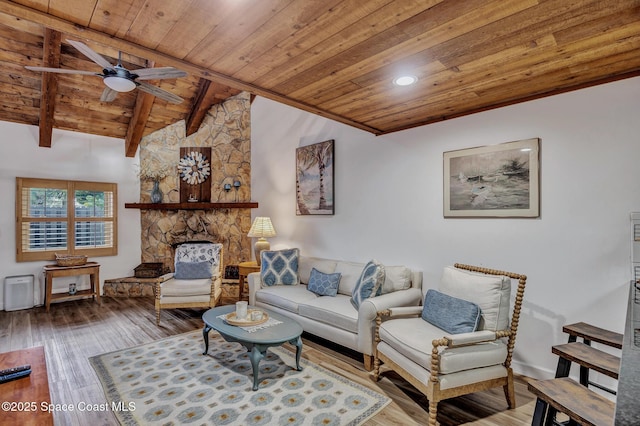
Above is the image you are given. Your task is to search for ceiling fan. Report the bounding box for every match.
[25,39,187,104]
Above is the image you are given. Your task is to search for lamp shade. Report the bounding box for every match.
[247,217,276,266]
[247,217,277,238]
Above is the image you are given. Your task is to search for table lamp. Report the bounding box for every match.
[247,217,276,266]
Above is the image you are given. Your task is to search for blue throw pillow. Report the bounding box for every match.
[174,261,213,280]
[350,260,385,309]
[308,268,341,296]
[261,248,300,286]
[421,289,481,334]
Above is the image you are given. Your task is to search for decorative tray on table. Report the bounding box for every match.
[225,309,269,326]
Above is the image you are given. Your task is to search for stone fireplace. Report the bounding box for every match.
[136,92,253,272]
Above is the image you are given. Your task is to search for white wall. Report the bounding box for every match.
[0,122,141,309]
[251,77,640,380]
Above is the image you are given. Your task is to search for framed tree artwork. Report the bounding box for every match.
[443,138,540,218]
[296,139,335,215]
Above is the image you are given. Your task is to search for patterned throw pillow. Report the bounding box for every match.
[261,248,300,286]
[307,268,341,296]
[421,289,481,334]
[350,260,385,309]
[175,243,221,264]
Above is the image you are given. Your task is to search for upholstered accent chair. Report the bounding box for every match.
[373,263,527,426]
[155,242,223,325]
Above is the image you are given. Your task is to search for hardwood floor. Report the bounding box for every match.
[0,297,538,425]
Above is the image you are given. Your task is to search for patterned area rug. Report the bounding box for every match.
[90,330,390,425]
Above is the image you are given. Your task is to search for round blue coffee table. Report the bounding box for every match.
[202,304,303,391]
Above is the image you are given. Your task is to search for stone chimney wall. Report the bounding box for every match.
[137,92,252,270]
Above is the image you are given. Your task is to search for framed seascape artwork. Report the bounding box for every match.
[443,138,540,218]
[296,139,335,215]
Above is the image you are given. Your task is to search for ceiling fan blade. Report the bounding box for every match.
[67,39,113,70]
[134,67,187,80]
[100,87,118,102]
[136,82,184,104]
[25,66,99,76]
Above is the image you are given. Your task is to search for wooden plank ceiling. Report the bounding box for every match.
[0,0,638,156]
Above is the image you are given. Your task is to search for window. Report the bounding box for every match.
[16,177,117,261]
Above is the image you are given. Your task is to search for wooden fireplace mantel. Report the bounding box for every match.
[125,202,259,210]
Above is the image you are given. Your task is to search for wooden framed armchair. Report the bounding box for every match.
[373,263,526,425]
[155,242,223,325]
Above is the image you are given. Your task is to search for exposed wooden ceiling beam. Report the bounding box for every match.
[186,78,222,136]
[38,28,61,148]
[124,59,156,157]
[0,1,382,135]
[124,89,155,157]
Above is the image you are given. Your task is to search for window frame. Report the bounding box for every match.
[16,177,118,262]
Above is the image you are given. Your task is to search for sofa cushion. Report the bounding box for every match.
[379,317,507,374]
[439,266,511,331]
[260,248,300,286]
[422,289,481,334]
[298,295,358,333]
[350,260,385,309]
[174,261,213,280]
[160,278,212,297]
[255,285,317,314]
[298,257,338,284]
[334,261,366,295]
[380,265,412,294]
[307,268,341,297]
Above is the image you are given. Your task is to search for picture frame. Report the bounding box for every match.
[443,138,540,218]
[296,139,335,215]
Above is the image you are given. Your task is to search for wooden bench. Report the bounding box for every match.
[560,322,622,395]
[528,377,615,426]
[563,322,623,349]
[553,342,620,382]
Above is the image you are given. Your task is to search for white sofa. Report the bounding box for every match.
[248,255,422,370]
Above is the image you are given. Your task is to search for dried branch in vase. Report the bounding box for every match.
[137,161,175,181]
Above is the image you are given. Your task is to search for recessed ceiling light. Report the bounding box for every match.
[393,75,418,86]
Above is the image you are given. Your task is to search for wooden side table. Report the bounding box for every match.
[238,261,260,301]
[43,262,101,312]
[0,346,53,425]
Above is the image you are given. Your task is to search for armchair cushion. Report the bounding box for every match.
[160,278,212,297]
[378,317,507,374]
[439,266,511,331]
[350,260,385,309]
[174,260,213,280]
[421,289,481,334]
[261,248,300,286]
[308,268,341,296]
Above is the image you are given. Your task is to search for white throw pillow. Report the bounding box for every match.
[335,261,366,296]
[439,266,511,331]
[298,257,337,285]
[380,265,412,294]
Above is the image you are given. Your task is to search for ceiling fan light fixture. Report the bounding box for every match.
[104,76,136,92]
[393,75,418,86]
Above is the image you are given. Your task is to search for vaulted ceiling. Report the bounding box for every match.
[1,0,639,157]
